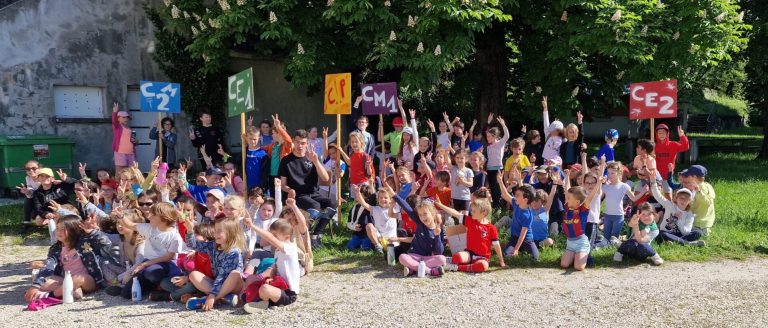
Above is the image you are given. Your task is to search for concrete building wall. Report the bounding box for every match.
[224,57,340,152]
[0,0,197,171]
[0,0,342,174]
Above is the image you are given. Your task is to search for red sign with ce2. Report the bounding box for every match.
[629,80,678,120]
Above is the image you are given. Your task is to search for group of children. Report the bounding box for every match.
[17,95,716,312]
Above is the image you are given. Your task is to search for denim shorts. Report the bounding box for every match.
[565,234,591,253]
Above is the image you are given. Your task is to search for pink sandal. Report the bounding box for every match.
[26,297,62,311]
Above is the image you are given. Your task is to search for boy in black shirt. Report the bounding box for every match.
[279,129,337,248]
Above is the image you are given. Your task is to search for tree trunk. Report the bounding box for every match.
[759,91,768,159]
[474,23,508,123]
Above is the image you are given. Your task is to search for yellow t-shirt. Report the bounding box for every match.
[691,181,716,231]
[504,154,531,172]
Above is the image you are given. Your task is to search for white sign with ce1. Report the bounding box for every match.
[139,81,181,113]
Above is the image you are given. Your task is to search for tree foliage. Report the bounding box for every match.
[741,0,768,158]
[148,0,749,124]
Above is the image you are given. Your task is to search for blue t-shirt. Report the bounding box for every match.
[468,140,483,153]
[531,208,549,241]
[259,135,274,148]
[397,183,413,200]
[596,143,615,162]
[510,202,534,240]
[246,147,268,188]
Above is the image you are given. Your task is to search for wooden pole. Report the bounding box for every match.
[158,113,164,162]
[241,113,247,198]
[379,114,386,175]
[650,117,655,141]
[336,113,342,229]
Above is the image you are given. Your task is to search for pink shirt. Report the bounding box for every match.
[117,128,134,154]
[61,247,89,277]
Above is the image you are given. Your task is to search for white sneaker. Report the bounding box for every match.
[243,300,269,314]
[650,254,664,266]
[610,236,622,247]
[613,252,623,262]
[594,239,610,249]
[444,263,459,272]
[403,266,412,277]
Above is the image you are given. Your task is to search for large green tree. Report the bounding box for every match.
[149,0,748,124]
[742,0,768,159]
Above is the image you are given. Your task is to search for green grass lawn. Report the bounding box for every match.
[3,136,767,270]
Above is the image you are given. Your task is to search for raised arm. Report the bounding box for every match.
[273,178,283,218]
[392,193,417,224]
[495,172,513,205]
[497,116,510,144]
[308,147,330,184]
[542,96,551,136]
[352,185,373,212]
[398,99,408,128]
[434,197,463,219]
[442,112,454,135]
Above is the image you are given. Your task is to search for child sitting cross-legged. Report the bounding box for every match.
[435,192,506,273]
[24,215,106,306]
[391,184,446,277]
[648,168,704,246]
[242,219,302,313]
[117,203,184,300]
[184,218,245,311]
[613,203,664,266]
[346,186,375,251]
[352,183,399,254]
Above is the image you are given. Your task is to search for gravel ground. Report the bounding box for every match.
[2,241,767,328]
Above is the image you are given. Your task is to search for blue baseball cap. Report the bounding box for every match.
[680,165,707,178]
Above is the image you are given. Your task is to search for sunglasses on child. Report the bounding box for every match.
[25,166,39,171]
[138,202,154,207]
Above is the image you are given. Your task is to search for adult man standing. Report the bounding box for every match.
[279,129,337,248]
[190,110,225,167]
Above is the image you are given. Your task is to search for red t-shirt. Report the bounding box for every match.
[427,187,452,210]
[463,215,498,259]
[349,152,372,185]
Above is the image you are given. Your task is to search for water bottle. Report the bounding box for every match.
[386,245,396,266]
[417,261,426,278]
[47,218,56,245]
[62,271,74,304]
[131,277,142,302]
[155,162,168,185]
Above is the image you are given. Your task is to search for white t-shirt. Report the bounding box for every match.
[276,241,301,293]
[370,206,398,239]
[450,166,473,201]
[436,132,451,151]
[601,183,632,216]
[136,223,183,260]
[587,188,603,223]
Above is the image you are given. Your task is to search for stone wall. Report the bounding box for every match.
[0,0,196,171]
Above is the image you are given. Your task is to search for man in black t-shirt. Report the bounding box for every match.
[279,129,337,248]
[190,111,225,167]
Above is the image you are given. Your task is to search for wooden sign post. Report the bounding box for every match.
[324,73,352,232]
[228,68,256,197]
[139,80,181,167]
[629,80,678,141]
